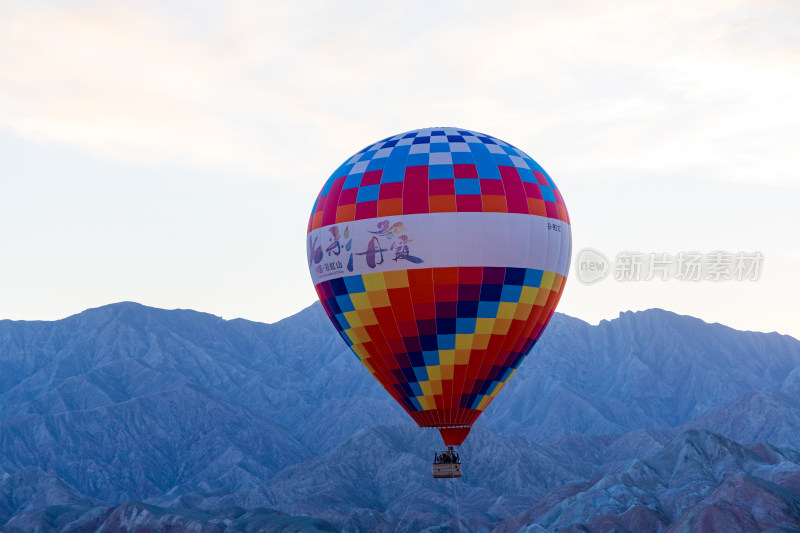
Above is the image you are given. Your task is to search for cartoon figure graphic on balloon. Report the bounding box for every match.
[370,220,405,238]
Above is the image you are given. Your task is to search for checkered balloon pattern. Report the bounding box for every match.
[308,127,571,446]
[308,128,569,231]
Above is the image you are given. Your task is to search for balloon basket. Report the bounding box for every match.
[432,446,462,478]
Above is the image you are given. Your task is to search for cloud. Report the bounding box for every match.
[0,4,278,173]
[0,0,798,185]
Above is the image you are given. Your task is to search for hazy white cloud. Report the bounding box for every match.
[1,0,798,184]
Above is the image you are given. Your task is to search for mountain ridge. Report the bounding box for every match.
[1,301,799,531]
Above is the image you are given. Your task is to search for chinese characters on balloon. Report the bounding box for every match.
[309,219,424,277]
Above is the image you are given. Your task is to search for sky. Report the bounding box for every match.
[1,0,798,338]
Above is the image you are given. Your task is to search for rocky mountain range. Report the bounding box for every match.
[0,302,799,532]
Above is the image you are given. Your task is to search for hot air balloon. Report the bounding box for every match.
[307,127,571,478]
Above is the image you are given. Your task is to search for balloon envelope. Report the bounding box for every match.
[307,127,571,446]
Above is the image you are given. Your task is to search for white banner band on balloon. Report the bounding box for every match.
[307,212,572,285]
